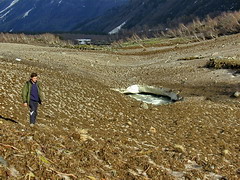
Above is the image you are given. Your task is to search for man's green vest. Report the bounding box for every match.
[22,81,43,104]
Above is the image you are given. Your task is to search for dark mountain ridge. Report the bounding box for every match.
[0,0,128,32]
[0,0,240,34]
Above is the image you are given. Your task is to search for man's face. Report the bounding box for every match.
[31,76,38,83]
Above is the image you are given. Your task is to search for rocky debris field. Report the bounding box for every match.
[0,34,240,179]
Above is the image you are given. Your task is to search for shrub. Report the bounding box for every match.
[206,57,240,69]
[166,11,240,40]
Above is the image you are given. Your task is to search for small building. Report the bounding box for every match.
[75,38,92,45]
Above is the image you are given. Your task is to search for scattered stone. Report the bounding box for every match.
[177,55,203,61]
[127,121,132,126]
[75,128,95,142]
[110,170,117,176]
[211,52,219,56]
[204,172,227,180]
[15,58,21,61]
[8,166,20,177]
[167,169,185,178]
[185,160,202,171]
[71,133,80,140]
[141,102,149,109]
[25,172,35,179]
[0,156,8,167]
[173,144,186,153]
[87,176,97,180]
[222,149,230,155]
[232,91,240,98]
[236,169,240,176]
[0,35,239,179]
[150,126,157,133]
[27,136,34,142]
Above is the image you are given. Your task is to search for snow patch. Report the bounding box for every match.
[127,85,140,94]
[0,0,21,14]
[0,10,11,19]
[22,8,33,18]
[109,21,126,35]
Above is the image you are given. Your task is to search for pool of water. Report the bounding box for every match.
[115,85,182,105]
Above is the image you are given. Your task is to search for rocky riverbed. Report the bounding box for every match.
[0,34,240,179]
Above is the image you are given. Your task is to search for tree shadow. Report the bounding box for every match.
[0,115,18,123]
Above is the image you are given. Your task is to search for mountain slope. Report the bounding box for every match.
[74,0,240,33]
[0,0,128,32]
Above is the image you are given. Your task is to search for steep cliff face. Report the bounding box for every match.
[73,0,240,33]
[0,0,128,32]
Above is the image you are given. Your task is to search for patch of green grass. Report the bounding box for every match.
[143,37,191,45]
[115,37,193,49]
[69,44,103,51]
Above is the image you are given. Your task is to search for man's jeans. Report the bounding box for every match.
[29,100,39,124]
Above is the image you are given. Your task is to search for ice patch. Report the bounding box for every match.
[109,21,126,34]
[126,85,140,94]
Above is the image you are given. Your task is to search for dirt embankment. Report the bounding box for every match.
[0,34,240,179]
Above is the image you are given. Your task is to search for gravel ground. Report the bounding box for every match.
[0,34,240,179]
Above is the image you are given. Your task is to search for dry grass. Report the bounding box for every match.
[166,11,240,40]
[0,33,73,47]
[113,11,240,50]
[206,57,240,69]
[177,55,204,61]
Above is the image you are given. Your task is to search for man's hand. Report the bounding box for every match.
[23,103,28,107]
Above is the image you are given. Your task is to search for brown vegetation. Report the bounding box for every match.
[0,32,240,179]
[167,11,240,40]
[0,33,72,47]
[116,11,240,46]
[206,57,240,69]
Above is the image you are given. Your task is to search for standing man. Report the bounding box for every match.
[22,73,43,126]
